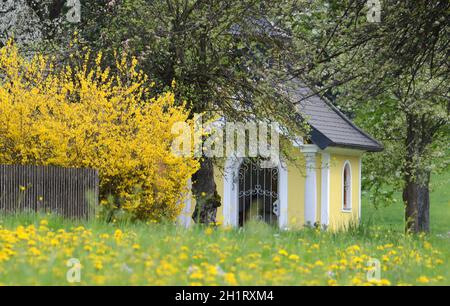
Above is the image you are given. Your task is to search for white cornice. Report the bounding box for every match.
[300,144,320,154]
[323,147,365,156]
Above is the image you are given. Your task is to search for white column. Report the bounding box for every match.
[223,156,241,227]
[278,162,289,230]
[321,153,330,228]
[302,145,318,226]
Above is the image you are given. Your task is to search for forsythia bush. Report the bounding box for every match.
[0,42,198,221]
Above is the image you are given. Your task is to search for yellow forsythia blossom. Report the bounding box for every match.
[0,41,199,221]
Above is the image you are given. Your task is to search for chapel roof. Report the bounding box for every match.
[286,81,383,152]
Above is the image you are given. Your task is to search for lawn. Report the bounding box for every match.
[362,171,450,234]
[0,173,448,286]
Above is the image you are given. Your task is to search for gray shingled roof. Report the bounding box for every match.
[285,81,383,152]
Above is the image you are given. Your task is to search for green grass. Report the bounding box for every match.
[362,171,450,234]
[0,172,448,286]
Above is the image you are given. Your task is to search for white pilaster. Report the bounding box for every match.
[223,156,241,227]
[302,145,318,226]
[278,162,289,230]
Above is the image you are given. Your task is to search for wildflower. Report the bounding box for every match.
[114,229,123,241]
[190,271,204,280]
[28,247,41,256]
[179,253,188,260]
[224,273,238,285]
[315,260,324,267]
[278,249,288,256]
[288,254,300,262]
[423,242,432,250]
[352,277,362,285]
[94,260,103,270]
[328,279,337,286]
[417,276,430,284]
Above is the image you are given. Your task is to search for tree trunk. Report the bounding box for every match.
[403,114,431,234]
[403,170,431,233]
[190,27,221,225]
[191,158,222,224]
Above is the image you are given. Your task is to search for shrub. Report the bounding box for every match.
[0,41,198,222]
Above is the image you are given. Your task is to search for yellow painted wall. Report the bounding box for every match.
[328,154,361,231]
[286,154,306,229]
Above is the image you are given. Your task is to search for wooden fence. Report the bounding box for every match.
[0,165,99,219]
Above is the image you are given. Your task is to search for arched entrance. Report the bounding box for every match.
[238,159,279,227]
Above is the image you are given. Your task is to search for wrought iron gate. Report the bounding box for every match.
[238,159,279,227]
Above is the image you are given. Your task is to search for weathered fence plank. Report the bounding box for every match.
[0,165,98,219]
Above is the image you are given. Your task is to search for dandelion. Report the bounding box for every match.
[114,229,123,241]
[328,279,337,286]
[288,254,300,262]
[224,273,238,285]
[179,253,188,260]
[311,243,320,250]
[315,260,324,267]
[417,276,430,284]
[190,271,204,280]
[352,277,362,285]
[28,247,41,256]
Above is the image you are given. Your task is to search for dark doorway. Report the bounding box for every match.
[238,159,279,227]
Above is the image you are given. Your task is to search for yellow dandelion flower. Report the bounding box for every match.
[288,254,300,261]
[315,260,325,267]
[417,276,430,284]
[352,277,362,285]
[224,273,238,286]
[328,279,337,286]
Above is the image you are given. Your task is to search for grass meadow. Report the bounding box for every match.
[0,172,448,286]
